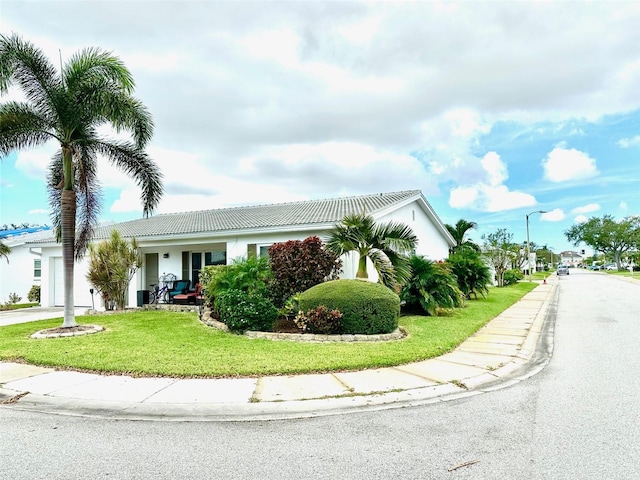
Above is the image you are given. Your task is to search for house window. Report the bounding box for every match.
[191,251,227,286]
[205,251,226,266]
[34,259,41,279]
[259,245,271,258]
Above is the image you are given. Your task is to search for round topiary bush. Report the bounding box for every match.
[298,279,400,335]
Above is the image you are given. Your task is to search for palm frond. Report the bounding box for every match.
[63,47,134,94]
[374,220,418,254]
[73,143,102,258]
[92,139,163,217]
[46,152,64,242]
[367,248,396,289]
[0,34,61,120]
[0,102,57,154]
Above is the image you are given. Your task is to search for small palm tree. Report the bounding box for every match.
[0,240,10,263]
[0,34,163,327]
[445,219,480,255]
[324,213,417,290]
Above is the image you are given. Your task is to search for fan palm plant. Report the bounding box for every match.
[400,255,464,316]
[0,34,163,327]
[445,219,480,255]
[324,213,417,290]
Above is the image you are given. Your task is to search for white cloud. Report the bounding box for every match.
[617,135,640,148]
[619,201,628,211]
[449,186,479,209]
[571,203,600,214]
[448,152,536,212]
[574,215,589,224]
[14,148,55,179]
[3,1,640,243]
[541,209,565,221]
[28,208,49,215]
[481,151,507,186]
[542,147,599,182]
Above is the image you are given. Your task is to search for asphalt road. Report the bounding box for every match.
[1,270,639,479]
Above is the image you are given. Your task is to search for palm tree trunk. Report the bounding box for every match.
[61,188,78,328]
[356,254,368,279]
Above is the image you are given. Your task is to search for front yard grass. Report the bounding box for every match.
[0,302,39,312]
[0,282,537,378]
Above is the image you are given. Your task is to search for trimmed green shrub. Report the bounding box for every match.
[400,255,464,316]
[503,268,524,286]
[214,289,278,333]
[299,279,400,335]
[448,251,491,299]
[27,285,41,303]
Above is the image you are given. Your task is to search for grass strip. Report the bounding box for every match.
[0,282,537,378]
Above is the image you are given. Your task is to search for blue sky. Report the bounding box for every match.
[1,1,639,256]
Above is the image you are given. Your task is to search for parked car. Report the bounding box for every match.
[604,263,616,271]
[589,264,602,271]
[557,264,569,275]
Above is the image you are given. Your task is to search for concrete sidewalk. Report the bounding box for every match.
[0,279,558,421]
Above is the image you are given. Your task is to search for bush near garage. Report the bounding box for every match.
[299,279,400,335]
[27,285,41,303]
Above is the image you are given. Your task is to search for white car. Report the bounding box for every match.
[557,265,569,275]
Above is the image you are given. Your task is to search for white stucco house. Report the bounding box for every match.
[0,228,51,305]
[19,190,455,309]
[560,251,583,267]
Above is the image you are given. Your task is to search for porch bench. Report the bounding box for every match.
[173,292,199,305]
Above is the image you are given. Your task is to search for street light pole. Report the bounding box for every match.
[526,210,547,282]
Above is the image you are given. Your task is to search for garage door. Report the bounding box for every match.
[53,257,64,306]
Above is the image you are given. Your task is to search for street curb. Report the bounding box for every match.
[0,282,559,422]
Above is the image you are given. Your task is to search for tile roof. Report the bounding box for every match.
[29,190,429,243]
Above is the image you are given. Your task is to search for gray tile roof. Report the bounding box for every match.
[98,190,423,239]
[27,190,450,244]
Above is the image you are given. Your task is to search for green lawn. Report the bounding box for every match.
[0,282,537,378]
[605,269,638,277]
[0,303,39,312]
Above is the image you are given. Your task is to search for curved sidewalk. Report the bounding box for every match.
[1,279,558,422]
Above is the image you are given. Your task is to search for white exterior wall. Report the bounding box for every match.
[0,244,41,304]
[377,202,450,261]
[33,197,452,309]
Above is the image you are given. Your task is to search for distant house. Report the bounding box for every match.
[23,190,455,309]
[560,250,583,267]
[0,228,51,304]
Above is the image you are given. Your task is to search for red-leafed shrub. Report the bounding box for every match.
[268,236,342,307]
[294,305,343,334]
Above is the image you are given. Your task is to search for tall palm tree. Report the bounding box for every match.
[0,240,10,263]
[325,213,417,290]
[445,219,480,255]
[0,34,163,327]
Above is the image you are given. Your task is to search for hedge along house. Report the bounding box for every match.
[27,190,455,309]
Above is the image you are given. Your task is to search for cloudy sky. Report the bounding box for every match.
[1,0,639,255]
